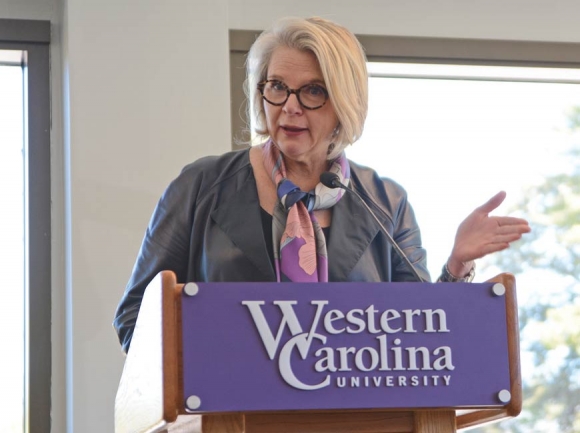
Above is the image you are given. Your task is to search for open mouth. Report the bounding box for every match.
[281,125,308,133]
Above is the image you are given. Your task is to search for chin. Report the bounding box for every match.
[277,140,314,159]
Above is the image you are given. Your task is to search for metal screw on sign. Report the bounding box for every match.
[186,395,202,411]
[184,282,199,297]
[497,389,511,403]
[492,283,506,297]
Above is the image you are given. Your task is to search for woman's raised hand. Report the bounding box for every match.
[447,191,531,278]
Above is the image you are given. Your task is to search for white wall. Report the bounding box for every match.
[2,0,580,432]
[63,0,230,431]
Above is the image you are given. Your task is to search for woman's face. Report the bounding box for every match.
[264,46,338,166]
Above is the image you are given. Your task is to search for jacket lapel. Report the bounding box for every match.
[210,170,276,280]
[327,185,381,281]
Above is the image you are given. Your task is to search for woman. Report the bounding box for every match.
[113,17,530,353]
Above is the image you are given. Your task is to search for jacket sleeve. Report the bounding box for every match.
[112,165,199,353]
[388,183,431,283]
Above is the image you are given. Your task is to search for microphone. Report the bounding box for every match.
[320,172,426,282]
[320,171,343,189]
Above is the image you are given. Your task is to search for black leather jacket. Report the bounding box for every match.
[113,148,431,352]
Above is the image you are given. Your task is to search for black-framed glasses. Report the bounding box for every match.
[258,80,329,110]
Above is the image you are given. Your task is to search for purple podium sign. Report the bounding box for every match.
[180,282,511,413]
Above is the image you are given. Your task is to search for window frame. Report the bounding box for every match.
[229,29,580,147]
[0,18,51,433]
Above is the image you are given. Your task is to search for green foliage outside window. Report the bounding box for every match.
[475,107,580,433]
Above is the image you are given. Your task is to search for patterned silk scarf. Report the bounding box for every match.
[262,140,351,282]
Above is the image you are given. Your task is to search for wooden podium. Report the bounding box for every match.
[115,271,521,433]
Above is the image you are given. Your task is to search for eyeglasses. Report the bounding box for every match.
[258,80,329,110]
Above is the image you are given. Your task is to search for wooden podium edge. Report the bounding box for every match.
[114,271,183,433]
[456,272,522,430]
[162,270,184,423]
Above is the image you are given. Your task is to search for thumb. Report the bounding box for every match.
[477,191,507,214]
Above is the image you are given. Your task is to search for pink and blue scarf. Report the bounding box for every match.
[262,140,350,282]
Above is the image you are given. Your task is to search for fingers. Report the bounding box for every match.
[494,216,531,228]
[493,233,525,244]
[490,218,529,244]
[477,191,507,214]
[473,230,526,258]
[495,223,531,236]
[493,217,531,240]
[479,242,510,257]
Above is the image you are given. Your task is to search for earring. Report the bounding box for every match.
[327,142,336,155]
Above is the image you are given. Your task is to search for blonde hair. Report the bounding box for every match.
[245,16,368,159]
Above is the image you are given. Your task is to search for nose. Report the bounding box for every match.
[282,92,303,115]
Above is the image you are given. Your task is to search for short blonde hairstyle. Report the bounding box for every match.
[245,17,368,159]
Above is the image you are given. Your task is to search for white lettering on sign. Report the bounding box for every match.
[241,300,454,391]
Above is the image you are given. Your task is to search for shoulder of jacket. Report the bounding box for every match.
[348,159,408,202]
[157,148,252,205]
[182,148,250,176]
[174,148,251,187]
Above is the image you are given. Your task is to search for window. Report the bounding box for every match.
[350,62,580,278]
[0,19,51,433]
[354,63,580,432]
[0,51,25,433]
